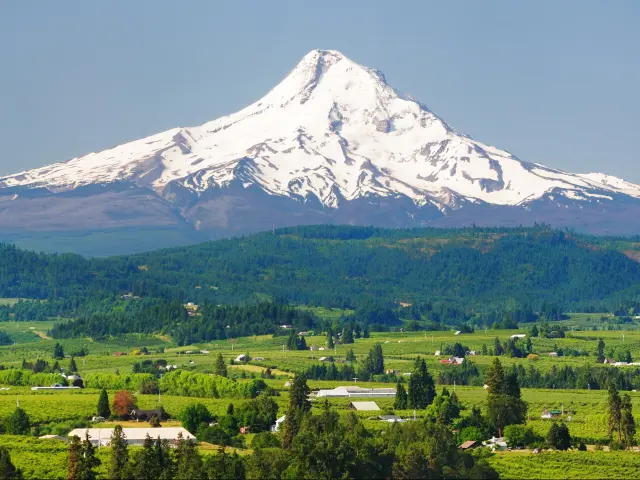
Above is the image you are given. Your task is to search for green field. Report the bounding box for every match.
[0,319,639,478]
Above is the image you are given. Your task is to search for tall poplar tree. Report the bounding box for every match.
[608,384,622,442]
[97,389,111,419]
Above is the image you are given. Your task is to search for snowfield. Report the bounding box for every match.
[2,49,639,211]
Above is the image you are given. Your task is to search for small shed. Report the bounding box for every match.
[347,401,380,411]
[459,440,479,450]
[271,415,286,432]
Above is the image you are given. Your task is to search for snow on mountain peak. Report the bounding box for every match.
[1,50,639,211]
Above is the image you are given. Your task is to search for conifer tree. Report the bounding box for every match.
[66,435,82,480]
[621,393,635,449]
[342,326,354,344]
[153,438,175,480]
[0,446,22,479]
[214,353,228,377]
[53,343,65,360]
[97,389,110,419]
[109,425,128,480]
[346,349,356,363]
[394,383,408,410]
[129,435,157,479]
[597,339,606,363]
[5,407,30,435]
[326,328,334,349]
[407,357,435,409]
[174,433,203,480]
[68,357,78,373]
[282,374,310,448]
[485,358,527,437]
[608,384,622,442]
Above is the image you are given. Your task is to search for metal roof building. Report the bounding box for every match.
[315,386,396,398]
[68,427,195,446]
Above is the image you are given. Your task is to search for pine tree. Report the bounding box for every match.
[342,326,354,344]
[66,436,82,480]
[546,422,571,450]
[153,438,175,480]
[5,407,30,435]
[97,389,110,419]
[68,357,78,373]
[608,384,622,442]
[597,340,606,363]
[68,432,101,480]
[394,383,408,410]
[486,358,527,437]
[282,374,311,448]
[214,353,228,377]
[297,335,307,350]
[407,357,435,409]
[174,433,203,480]
[109,425,128,480]
[53,343,65,360]
[346,349,356,362]
[129,435,157,479]
[531,325,539,337]
[621,393,635,449]
[327,328,335,349]
[0,446,22,479]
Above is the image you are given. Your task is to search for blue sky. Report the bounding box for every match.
[1,0,638,181]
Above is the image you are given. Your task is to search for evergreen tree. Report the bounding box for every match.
[345,349,356,362]
[53,343,65,360]
[531,325,539,337]
[394,383,408,410]
[5,408,30,435]
[282,374,311,448]
[407,357,436,409]
[288,374,311,412]
[597,339,606,363]
[493,338,504,356]
[97,389,110,419]
[129,435,157,480]
[363,325,370,338]
[621,393,635,449]
[0,446,22,479]
[608,384,623,442]
[153,438,175,480]
[66,435,82,480]
[68,357,78,373]
[546,422,571,450]
[174,434,203,480]
[214,353,228,377]
[68,433,100,480]
[326,328,334,349]
[287,331,298,351]
[109,425,128,480]
[297,335,307,350]
[342,326,354,344]
[485,358,527,437]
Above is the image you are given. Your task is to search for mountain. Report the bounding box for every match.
[2,49,640,255]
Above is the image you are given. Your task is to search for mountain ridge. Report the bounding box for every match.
[1,49,640,254]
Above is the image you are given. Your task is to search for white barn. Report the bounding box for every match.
[67,427,195,446]
[315,386,396,398]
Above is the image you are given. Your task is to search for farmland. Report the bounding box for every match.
[0,318,638,478]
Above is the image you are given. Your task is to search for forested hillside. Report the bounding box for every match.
[1,226,640,317]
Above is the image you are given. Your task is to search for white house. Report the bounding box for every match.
[434,350,441,356]
[510,334,527,339]
[68,427,195,446]
[270,415,286,433]
[234,354,247,362]
[483,436,508,451]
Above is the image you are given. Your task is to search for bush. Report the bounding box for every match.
[5,408,30,435]
[547,422,571,450]
[505,424,536,448]
[251,432,281,449]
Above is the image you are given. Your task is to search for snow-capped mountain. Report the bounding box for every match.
[1,49,639,254]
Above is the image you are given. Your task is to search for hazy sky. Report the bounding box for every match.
[1,1,638,181]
